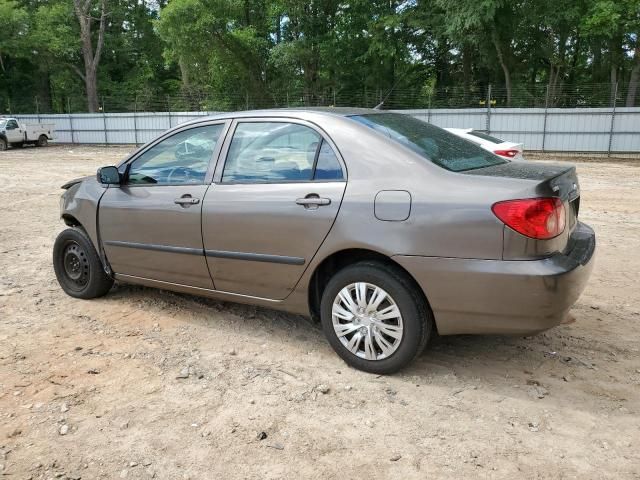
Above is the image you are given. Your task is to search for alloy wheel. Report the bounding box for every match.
[331,282,404,361]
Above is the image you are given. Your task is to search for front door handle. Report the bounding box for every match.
[174,195,200,206]
[296,196,331,207]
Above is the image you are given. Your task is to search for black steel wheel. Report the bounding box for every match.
[53,228,113,299]
[62,241,90,290]
[37,135,48,147]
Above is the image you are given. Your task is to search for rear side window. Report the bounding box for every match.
[468,130,504,144]
[350,113,507,172]
[222,122,343,183]
[314,141,343,180]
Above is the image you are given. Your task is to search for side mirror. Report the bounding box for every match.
[97,166,120,185]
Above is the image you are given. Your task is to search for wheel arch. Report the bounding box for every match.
[59,217,112,277]
[307,248,434,329]
[62,213,82,228]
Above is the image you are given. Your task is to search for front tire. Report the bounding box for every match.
[53,228,113,299]
[0,138,7,151]
[320,261,432,374]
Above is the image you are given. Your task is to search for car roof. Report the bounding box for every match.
[119,107,396,166]
[180,107,386,126]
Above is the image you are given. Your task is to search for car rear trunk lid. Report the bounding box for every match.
[466,161,579,199]
[466,161,581,258]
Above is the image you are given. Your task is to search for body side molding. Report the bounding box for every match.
[205,249,305,265]
[104,240,305,265]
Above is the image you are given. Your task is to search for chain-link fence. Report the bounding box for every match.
[4,81,640,154]
[1,82,639,114]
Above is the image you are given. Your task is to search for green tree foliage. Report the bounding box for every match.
[0,0,638,112]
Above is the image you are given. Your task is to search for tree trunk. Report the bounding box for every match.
[303,49,319,105]
[609,34,621,107]
[178,56,190,90]
[243,0,250,26]
[74,0,107,113]
[462,43,472,105]
[492,29,511,106]
[37,69,53,113]
[626,45,640,107]
[85,68,99,112]
[434,38,450,88]
[592,42,602,81]
[566,31,581,87]
[548,64,558,106]
[610,64,617,106]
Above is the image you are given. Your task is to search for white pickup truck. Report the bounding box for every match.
[0,117,55,150]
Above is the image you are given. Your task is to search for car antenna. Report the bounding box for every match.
[373,72,409,110]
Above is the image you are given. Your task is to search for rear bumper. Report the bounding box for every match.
[393,222,596,335]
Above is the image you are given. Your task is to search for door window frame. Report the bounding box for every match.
[117,119,232,187]
[213,117,347,185]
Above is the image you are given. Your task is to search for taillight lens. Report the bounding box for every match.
[494,149,519,158]
[492,198,566,239]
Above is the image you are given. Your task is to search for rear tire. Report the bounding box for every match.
[37,135,48,147]
[320,261,432,374]
[53,228,113,299]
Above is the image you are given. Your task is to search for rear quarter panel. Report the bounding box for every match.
[303,116,536,261]
[282,114,553,315]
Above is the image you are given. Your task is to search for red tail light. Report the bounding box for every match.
[494,149,519,158]
[492,198,566,239]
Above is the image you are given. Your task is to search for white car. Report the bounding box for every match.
[444,128,524,160]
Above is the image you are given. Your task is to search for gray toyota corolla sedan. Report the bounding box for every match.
[53,108,595,374]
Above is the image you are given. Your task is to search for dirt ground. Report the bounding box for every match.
[1,145,639,480]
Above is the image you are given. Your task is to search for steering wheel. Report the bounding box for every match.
[166,166,192,184]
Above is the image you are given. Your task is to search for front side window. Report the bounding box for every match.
[350,113,507,172]
[222,122,343,183]
[6,120,18,129]
[127,124,224,185]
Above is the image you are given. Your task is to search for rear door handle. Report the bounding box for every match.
[296,197,331,207]
[174,195,200,206]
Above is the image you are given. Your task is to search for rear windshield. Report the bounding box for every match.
[350,113,508,172]
[468,130,505,144]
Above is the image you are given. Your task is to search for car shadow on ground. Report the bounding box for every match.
[109,282,563,384]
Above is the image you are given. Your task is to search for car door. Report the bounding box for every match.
[99,122,228,288]
[5,120,23,143]
[202,119,347,300]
